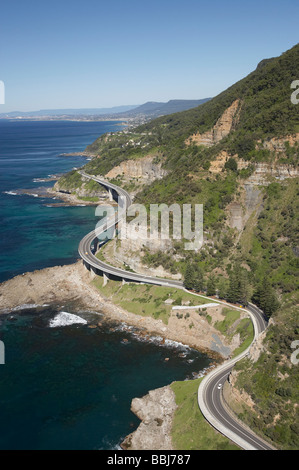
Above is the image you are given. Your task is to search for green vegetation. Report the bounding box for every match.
[92,277,211,324]
[232,297,299,450]
[55,44,299,450]
[56,170,83,191]
[214,308,254,358]
[60,45,299,195]
[214,308,240,334]
[78,196,99,202]
[55,170,105,200]
[170,379,239,450]
[136,44,299,159]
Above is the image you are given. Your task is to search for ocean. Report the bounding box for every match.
[0,120,212,450]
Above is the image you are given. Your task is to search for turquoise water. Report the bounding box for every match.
[0,120,123,282]
[0,120,212,449]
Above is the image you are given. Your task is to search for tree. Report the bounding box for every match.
[226,266,251,305]
[253,277,280,316]
[225,157,238,172]
[184,262,204,292]
[193,268,204,293]
[184,263,195,290]
[227,268,240,304]
[238,269,250,306]
[217,277,229,300]
[206,276,216,296]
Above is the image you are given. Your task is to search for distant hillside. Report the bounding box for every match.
[0,98,211,119]
[0,105,139,119]
[84,44,299,176]
[137,43,299,146]
[120,98,211,117]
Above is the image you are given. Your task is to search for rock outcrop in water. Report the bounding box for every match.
[121,385,177,450]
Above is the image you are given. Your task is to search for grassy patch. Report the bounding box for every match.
[213,308,254,358]
[170,379,239,450]
[232,319,254,357]
[92,276,213,324]
[214,308,240,334]
[78,196,99,202]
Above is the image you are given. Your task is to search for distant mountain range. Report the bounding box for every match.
[0,99,211,120]
[117,99,212,117]
[0,105,138,118]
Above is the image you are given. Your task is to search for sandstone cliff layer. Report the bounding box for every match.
[187,99,241,147]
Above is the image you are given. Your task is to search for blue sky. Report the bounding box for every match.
[1,0,298,112]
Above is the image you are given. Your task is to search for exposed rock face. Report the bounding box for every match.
[121,386,177,450]
[187,99,241,147]
[108,234,182,281]
[167,305,239,358]
[224,368,256,412]
[248,318,274,363]
[259,133,299,152]
[239,162,299,185]
[106,154,168,184]
[208,151,237,173]
[208,133,299,182]
[228,202,244,231]
[227,184,263,232]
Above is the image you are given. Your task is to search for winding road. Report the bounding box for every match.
[77,171,274,451]
[78,171,183,288]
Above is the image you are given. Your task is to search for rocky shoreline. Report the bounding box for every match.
[0,261,223,450]
[3,185,108,207]
[0,261,221,358]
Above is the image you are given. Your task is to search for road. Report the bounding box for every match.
[197,301,274,450]
[77,171,274,450]
[78,171,183,288]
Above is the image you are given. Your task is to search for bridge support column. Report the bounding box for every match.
[122,278,126,286]
[89,266,96,279]
[103,272,109,286]
[108,188,114,202]
[94,239,101,253]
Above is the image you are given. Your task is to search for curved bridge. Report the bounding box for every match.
[78,171,183,288]
[77,170,273,450]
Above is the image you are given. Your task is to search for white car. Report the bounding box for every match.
[217,383,222,390]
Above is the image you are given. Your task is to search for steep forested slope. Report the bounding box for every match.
[55,44,299,449]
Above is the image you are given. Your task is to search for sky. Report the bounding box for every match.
[0,0,298,112]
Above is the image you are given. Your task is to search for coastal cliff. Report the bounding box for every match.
[106,154,168,185]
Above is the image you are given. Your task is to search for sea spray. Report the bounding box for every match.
[49,311,88,328]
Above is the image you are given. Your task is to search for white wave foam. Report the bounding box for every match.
[49,311,87,328]
[11,303,50,311]
[164,339,190,351]
[3,191,18,196]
